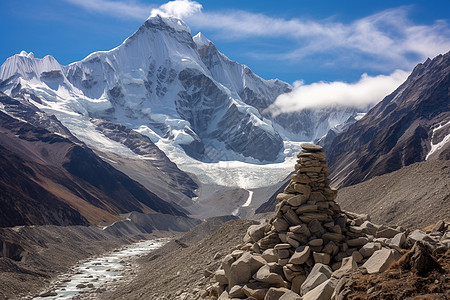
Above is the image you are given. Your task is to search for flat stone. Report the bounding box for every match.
[294,184,311,196]
[264,287,292,300]
[313,252,330,265]
[309,239,323,247]
[286,237,300,249]
[408,230,436,245]
[289,224,312,237]
[276,193,293,202]
[309,192,327,202]
[279,291,302,300]
[347,237,369,247]
[284,209,303,226]
[275,243,292,250]
[301,143,323,151]
[287,194,309,206]
[299,213,328,223]
[308,219,326,235]
[295,204,318,214]
[362,248,396,274]
[273,218,290,232]
[289,246,311,265]
[291,174,311,184]
[276,249,290,259]
[243,282,270,300]
[359,242,382,258]
[376,227,401,239]
[262,249,278,263]
[287,232,309,244]
[255,264,287,287]
[229,284,246,298]
[322,241,339,256]
[322,233,344,242]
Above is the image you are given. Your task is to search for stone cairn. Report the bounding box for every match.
[204,143,450,300]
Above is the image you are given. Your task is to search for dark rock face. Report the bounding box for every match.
[325,51,450,188]
[92,119,198,198]
[0,93,187,227]
[177,68,284,162]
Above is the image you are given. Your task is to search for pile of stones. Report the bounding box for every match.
[203,143,450,300]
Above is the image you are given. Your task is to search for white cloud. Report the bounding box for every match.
[151,0,202,19]
[184,6,450,71]
[64,0,154,19]
[266,70,409,115]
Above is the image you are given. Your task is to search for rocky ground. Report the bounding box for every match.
[96,216,255,299]
[336,159,450,229]
[0,225,177,300]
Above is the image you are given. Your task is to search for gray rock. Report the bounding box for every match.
[313,252,330,265]
[302,279,336,300]
[245,224,268,243]
[408,230,436,246]
[289,246,311,265]
[218,290,229,300]
[229,252,266,287]
[362,248,396,274]
[390,232,406,248]
[332,255,358,279]
[376,227,401,238]
[255,264,287,287]
[273,218,290,232]
[347,237,368,247]
[264,287,292,300]
[262,249,278,263]
[215,269,228,285]
[359,242,381,258]
[229,284,246,298]
[243,282,270,300]
[288,194,309,206]
[300,263,332,295]
[301,143,323,151]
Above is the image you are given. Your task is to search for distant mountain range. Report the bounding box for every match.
[325,51,450,188]
[0,15,360,164]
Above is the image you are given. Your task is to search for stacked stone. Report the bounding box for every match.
[205,143,449,300]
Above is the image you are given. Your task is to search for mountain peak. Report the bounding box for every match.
[18,51,34,59]
[193,32,212,48]
[145,13,191,34]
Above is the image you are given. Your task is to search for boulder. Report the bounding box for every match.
[279,292,302,300]
[245,224,268,243]
[359,242,382,258]
[262,249,278,263]
[376,227,401,239]
[389,232,406,248]
[255,264,286,287]
[229,252,266,287]
[302,279,336,300]
[300,263,332,295]
[264,287,292,300]
[214,269,228,285]
[229,284,246,298]
[273,218,290,232]
[362,248,396,274]
[332,255,358,279]
[289,246,311,265]
[243,282,270,300]
[313,252,330,265]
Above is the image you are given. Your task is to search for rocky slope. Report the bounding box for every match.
[324,51,450,188]
[200,144,449,300]
[336,159,450,229]
[0,93,186,227]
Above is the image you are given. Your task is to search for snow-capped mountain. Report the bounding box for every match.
[0,14,360,165]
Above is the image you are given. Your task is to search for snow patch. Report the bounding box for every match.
[426,120,450,160]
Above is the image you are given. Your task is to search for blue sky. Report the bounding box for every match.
[1,0,449,86]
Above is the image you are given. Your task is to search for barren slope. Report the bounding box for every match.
[336,159,450,228]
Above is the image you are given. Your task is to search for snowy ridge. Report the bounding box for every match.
[0,14,363,190]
